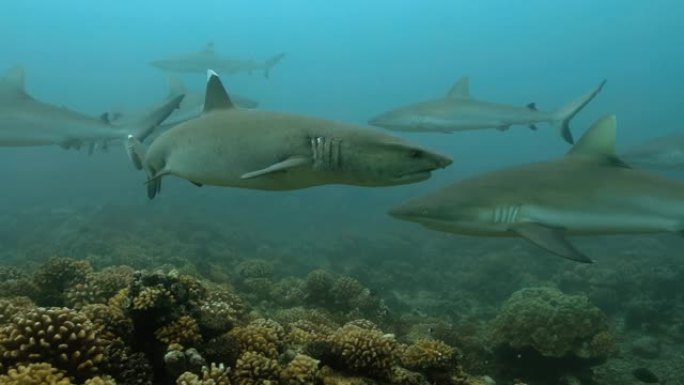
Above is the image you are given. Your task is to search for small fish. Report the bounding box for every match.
[632,367,660,383]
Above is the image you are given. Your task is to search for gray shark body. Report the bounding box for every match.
[128,70,452,199]
[0,66,182,151]
[369,76,606,143]
[150,43,286,78]
[389,115,684,262]
[620,133,684,170]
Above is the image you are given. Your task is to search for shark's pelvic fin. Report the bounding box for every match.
[204,70,234,113]
[447,76,470,99]
[512,223,593,263]
[241,156,309,179]
[566,114,630,168]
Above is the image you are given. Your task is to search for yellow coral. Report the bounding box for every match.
[132,285,175,310]
[401,339,456,371]
[280,354,321,385]
[155,316,202,347]
[0,362,72,385]
[234,351,280,385]
[177,363,231,385]
[326,324,399,378]
[83,375,118,385]
[228,320,283,359]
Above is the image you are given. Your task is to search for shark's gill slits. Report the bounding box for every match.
[493,205,521,225]
[310,136,342,171]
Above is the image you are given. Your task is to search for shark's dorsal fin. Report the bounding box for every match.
[0,65,28,99]
[203,42,215,53]
[566,114,630,167]
[447,76,470,99]
[203,69,234,113]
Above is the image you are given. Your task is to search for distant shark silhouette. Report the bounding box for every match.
[369,76,606,144]
[150,43,286,78]
[0,65,182,152]
[620,132,684,171]
[389,115,684,263]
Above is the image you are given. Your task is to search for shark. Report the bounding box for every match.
[0,65,183,151]
[388,114,684,263]
[126,70,453,199]
[150,43,286,78]
[620,132,684,171]
[368,76,606,144]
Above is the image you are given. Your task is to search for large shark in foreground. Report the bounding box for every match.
[150,43,286,78]
[389,115,684,263]
[369,76,606,144]
[0,66,183,151]
[620,132,684,171]
[127,70,452,199]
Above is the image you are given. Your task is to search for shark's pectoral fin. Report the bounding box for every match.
[529,124,538,131]
[241,156,309,179]
[497,125,511,132]
[511,222,593,263]
[190,181,203,187]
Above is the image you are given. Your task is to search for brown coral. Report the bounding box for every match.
[132,284,175,311]
[233,351,280,385]
[0,297,34,325]
[227,320,283,359]
[64,266,134,309]
[197,290,246,335]
[32,257,92,306]
[155,315,203,348]
[0,266,38,299]
[0,307,108,380]
[280,354,321,385]
[176,363,231,385]
[0,362,72,385]
[401,339,457,372]
[325,324,399,378]
[83,375,118,385]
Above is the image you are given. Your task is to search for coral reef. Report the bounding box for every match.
[0,307,109,381]
[176,363,231,385]
[280,354,321,385]
[233,351,280,385]
[489,287,617,361]
[0,362,72,385]
[32,257,92,306]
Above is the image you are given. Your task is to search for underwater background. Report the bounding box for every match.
[1,1,683,384]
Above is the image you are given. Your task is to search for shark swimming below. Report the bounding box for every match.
[620,132,684,171]
[127,70,453,199]
[369,76,606,144]
[0,66,183,151]
[389,114,684,262]
[150,43,286,78]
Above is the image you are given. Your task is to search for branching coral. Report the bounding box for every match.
[227,320,283,359]
[324,323,399,379]
[0,266,38,299]
[83,375,118,385]
[489,287,617,361]
[65,266,135,309]
[176,363,231,385]
[156,315,202,348]
[233,351,280,385]
[280,354,321,385]
[32,257,92,306]
[401,339,457,372]
[197,290,246,337]
[0,307,109,380]
[0,362,72,385]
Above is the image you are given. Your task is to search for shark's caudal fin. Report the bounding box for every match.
[553,79,607,144]
[123,94,184,142]
[125,135,163,199]
[263,52,286,79]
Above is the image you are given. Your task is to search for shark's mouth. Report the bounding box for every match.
[394,169,433,183]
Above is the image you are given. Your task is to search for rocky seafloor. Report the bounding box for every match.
[0,204,682,385]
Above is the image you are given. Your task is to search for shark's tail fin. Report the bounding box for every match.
[263,52,286,79]
[123,94,184,142]
[552,80,606,144]
[125,135,162,199]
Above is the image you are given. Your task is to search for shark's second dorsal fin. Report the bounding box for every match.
[0,65,28,99]
[566,114,630,167]
[447,76,470,99]
[203,69,234,113]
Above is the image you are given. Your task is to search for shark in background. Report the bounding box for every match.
[150,43,286,78]
[0,66,183,152]
[369,76,606,144]
[389,114,684,263]
[619,132,684,171]
[127,70,452,199]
